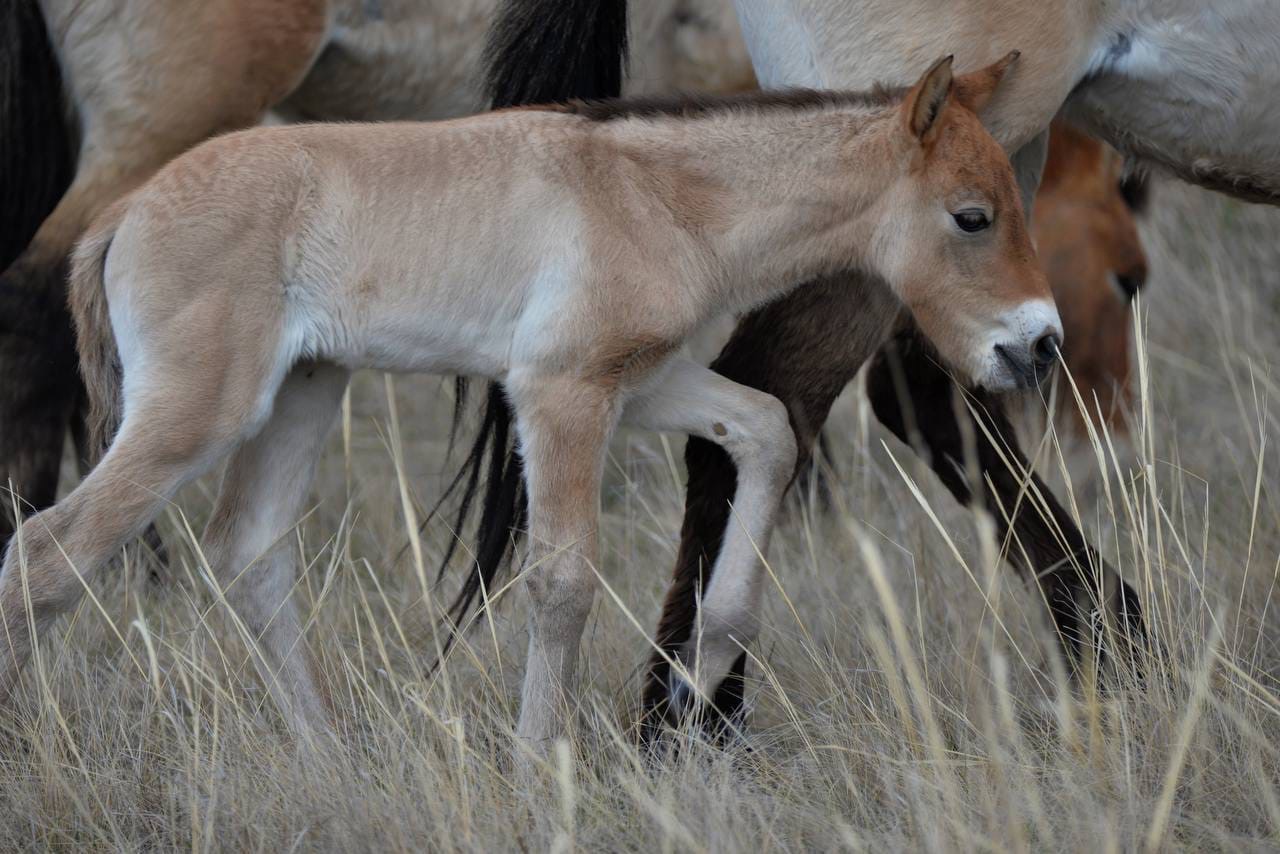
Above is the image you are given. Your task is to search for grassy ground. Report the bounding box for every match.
[2,179,1279,851]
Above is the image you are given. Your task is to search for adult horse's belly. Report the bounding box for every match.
[278,0,493,123]
[273,0,758,124]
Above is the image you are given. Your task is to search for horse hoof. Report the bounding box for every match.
[666,670,697,719]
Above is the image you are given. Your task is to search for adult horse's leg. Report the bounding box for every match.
[864,329,1144,666]
[0,245,79,546]
[0,152,161,547]
[640,273,900,738]
[0,0,76,547]
[0,0,327,548]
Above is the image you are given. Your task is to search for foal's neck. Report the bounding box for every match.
[617,106,898,313]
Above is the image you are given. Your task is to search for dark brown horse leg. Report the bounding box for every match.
[864,329,1144,670]
[643,313,1145,744]
[0,249,79,549]
[639,273,900,742]
[0,1,76,550]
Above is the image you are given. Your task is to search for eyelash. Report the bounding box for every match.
[953,210,991,232]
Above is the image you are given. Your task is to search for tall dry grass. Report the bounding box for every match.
[3,180,1279,851]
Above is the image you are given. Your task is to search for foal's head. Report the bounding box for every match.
[872,53,1060,392]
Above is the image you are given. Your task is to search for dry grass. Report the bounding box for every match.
[4,180,1280,851]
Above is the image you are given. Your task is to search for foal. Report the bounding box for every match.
[1,55,1057,744]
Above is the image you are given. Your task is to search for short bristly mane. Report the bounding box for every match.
[527,85,907,123]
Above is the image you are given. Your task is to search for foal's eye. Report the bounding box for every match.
[953,209,991,233]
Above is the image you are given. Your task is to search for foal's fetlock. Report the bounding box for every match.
[665,667,698,720]
[651,660,749,753]
[663,640,748,721]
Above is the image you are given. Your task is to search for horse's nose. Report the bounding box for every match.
[1032,330,1061,370]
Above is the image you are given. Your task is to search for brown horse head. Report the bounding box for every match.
[1034,121,1149,434]
[879,53,1061,392]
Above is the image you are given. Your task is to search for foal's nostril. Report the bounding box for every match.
[1032,331,1061,369]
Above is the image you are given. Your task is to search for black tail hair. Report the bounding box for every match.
[484,0,629,108]
[1,1,74,271]
[435,0,629,657]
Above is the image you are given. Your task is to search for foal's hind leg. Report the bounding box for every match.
[0,282,295,700]
[201,364,348,735]
[625,359,796,733]
[0,409,241,697]
[0,0,327,549]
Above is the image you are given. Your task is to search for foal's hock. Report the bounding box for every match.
[1,55,1057,746]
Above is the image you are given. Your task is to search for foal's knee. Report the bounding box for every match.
[725,391,797,489]
[523,548,599,635]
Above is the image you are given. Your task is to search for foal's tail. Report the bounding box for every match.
[436,0,629,648]
[0,0,74,271]
[68,203,130,461]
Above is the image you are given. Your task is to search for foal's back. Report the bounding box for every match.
[107,114,629,378]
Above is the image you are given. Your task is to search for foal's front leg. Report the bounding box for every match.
[507,372,617,746]
[625,359,797,731]
[641,276,898,736]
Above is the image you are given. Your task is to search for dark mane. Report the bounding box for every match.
[559,85,907,123]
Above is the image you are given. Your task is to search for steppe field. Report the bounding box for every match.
[3,179,1280,852]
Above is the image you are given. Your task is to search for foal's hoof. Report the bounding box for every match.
[654,670,751,751]
[666,670,698,720]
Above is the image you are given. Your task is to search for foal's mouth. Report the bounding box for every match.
[994,339,1060,391]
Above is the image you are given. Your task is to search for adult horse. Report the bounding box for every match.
[0,0,752,548]
[0,0,1224,731]
[467,0,1280,736]
[647,0,1280,732]
[1036,122,1149,436]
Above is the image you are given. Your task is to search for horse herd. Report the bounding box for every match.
[1,0,1276,751]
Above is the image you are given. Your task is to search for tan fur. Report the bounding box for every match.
[67,200,130,459]
[906,56,954,142]
[20,0,752,304]
[26,0,328,269]
[1,61,1055,744]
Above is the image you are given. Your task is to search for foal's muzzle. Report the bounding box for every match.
[995,329,1061,389]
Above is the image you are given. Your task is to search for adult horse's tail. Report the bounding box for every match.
[1,0,75,271]
[436,0,628,651]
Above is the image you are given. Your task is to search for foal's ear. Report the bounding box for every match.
[954,50,1021,114]
[904,55,954,143]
